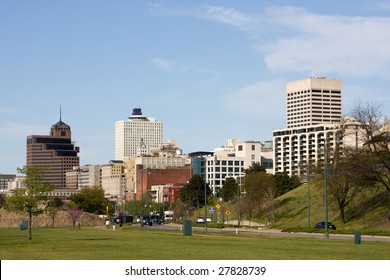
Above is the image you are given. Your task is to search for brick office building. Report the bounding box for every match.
[135,165,190,203]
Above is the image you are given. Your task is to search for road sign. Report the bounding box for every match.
[225,210,231,216]
[216,203,221,210]
[209,208,215,214]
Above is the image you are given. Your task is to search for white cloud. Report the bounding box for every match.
[222,79,286,121]
[201,6,253,28]
[150,57,175,71]
[195,5,390,79]
[260,6,390,79]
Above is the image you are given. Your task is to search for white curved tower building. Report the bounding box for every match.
[115,108,163,161]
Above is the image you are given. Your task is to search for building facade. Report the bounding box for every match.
[273,77,361,177]
[26,118,80,189]
[189,139,272,193]
[115,108,163,160]
[65,165,101,189]
[101,161,125,199]
[0,174,16,193]
[286,77,342,128]
[273,124,340,177]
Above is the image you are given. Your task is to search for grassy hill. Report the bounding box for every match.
[202,178,390,234]
[268,178,390,233]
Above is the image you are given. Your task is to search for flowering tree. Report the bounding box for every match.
[67,208,83,229]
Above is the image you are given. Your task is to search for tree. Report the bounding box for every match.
[68,186,109,214]
[6,166,54,240]
[67,208,83,229]
[220,177,239,202]
[326,157,364,224]
[179,174,211,210]
[273,171,301,197]
[350,101,390,222]
[242,172,276,223]
[244,162,266,174]
[46,198,64,228]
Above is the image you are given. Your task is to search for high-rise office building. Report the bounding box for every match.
[27,117,80,189]
[115,108,163,161]
[286,77,342,128]
[273,77,344,177]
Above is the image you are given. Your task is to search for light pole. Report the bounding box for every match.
[213,155,217,222]
[132,178,136,219]
[141,169,145,227]
[124,189,128,222]
[307,160,311,228]
[301,160,311,229]
[323,133,329,239]
[237,175,241,228]
[204,179,208,231]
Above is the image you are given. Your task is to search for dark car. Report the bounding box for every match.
[141,216,153,226]
[151,215,164,225]
[315,221,336,230]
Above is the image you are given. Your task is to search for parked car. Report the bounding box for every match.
[151,215,164,225]
[315,221,337,230]
[196,217,212,223]
[141,216,153,226]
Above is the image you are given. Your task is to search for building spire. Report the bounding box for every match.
[60,105,62,122]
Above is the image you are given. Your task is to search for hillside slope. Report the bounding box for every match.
[270,179,390,231]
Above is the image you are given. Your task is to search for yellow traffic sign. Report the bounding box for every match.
[225,210,231,216]
[216,203,221,209]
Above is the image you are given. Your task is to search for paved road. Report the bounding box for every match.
[135,223,390,243]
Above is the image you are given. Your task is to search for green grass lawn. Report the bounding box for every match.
[1,226,390,260]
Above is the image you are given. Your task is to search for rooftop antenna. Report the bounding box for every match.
[60,105,62,122]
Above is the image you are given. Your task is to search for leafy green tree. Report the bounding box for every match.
[244,162,266,174]
[6,166,54,240]
[220,177,239,202]
[243,171,276,223]
[46,198,64,228]
[273,171,301,197]
[179,174,211,209]
[0,194,6,208]
[68,186,109,214]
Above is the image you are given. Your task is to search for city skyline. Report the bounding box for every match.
[1,0,390,174]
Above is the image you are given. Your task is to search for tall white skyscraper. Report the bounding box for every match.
[273,77,343,176]
[115,108,163,161]
[286,77,342,128]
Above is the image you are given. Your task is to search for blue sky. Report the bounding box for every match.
[1,0,390,174]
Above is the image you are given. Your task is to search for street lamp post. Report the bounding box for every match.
[132,178,136,219]
[237,175,241,228]
[324,134,329,239]
[204,180,208,231]
[213,155,218,222]
[307,160,311,228]
[141,169,144,227]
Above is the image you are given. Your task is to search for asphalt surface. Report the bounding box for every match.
[134,223,390,243]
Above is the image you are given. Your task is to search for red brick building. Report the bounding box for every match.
[134,165,190,203]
